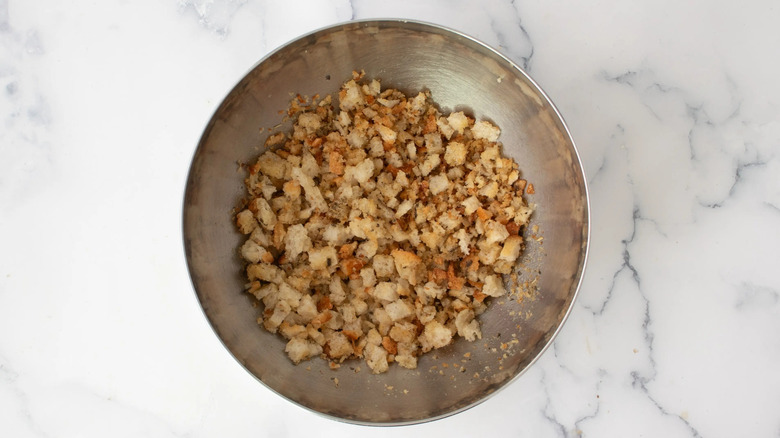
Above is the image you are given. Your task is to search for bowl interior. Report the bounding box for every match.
[183,20,588,425]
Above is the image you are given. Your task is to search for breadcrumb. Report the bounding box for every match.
[235,74,534,373]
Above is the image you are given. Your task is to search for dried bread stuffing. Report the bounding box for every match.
[234,71,535,374]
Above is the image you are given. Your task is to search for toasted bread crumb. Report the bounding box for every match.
[235,74,535,373]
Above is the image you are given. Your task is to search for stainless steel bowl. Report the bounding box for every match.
[183,19,589,425]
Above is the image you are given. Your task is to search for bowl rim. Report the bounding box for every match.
[182,17,591,426]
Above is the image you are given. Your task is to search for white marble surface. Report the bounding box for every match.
[1,0,779,436]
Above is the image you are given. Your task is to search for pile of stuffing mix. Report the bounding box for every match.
[234,72,534,373]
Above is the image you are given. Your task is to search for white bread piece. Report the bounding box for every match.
[279,322,307,339]
[389,322,417,344]
[395,354,418,370]
[373,282,399,302]
[429,173,450,195]
[264,300,291,333]
[297,112,321,135]
[455,228,472,255]
[296,294,318,322]
[364,328,389,373]
[395,199,414,218]
[339,80,365,111]
[409,92,427,113]
[384,299,414,321]
[360,266,377,288]
[477,240,501,266]
[447,111,469,135]
[372,254,396,278]
[421,281,446,301]
[472,120,500,141]
[284,337,323,364]
[444,141,467,166]
[325,331,353,360]
[249,282,276,303]
[482,274,507,297]
[240,239,270,264]
[356,239,378,260]
[419,320,453,352]
[364,343,389,374]
[455,309,482,341]
[499,235,524,263]
[420,230,443,251]
[436,117,455,140]
[249,227,272,247]
[478,180,499,199]
[322,224,350,246]
[373,307,393,336]
[462,196,481,215]
[277,282,302,308]
[236,209,258,234]
[251,198,277,230]
[246,263,285,284]
[284,224,312,261]
[419,153,441,177]
[375,124,397,145]
[329,276,347,304]
[291,167,327,212]
[351,158,375,184]
[391,249,425,286]
[307,246,337,270]
[484,220,510,244]
[301,151,320,178]
[256,150,290,180]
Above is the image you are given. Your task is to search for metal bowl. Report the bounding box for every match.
[183,19,589,425]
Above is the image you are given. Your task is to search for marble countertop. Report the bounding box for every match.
[2,0,779,436]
